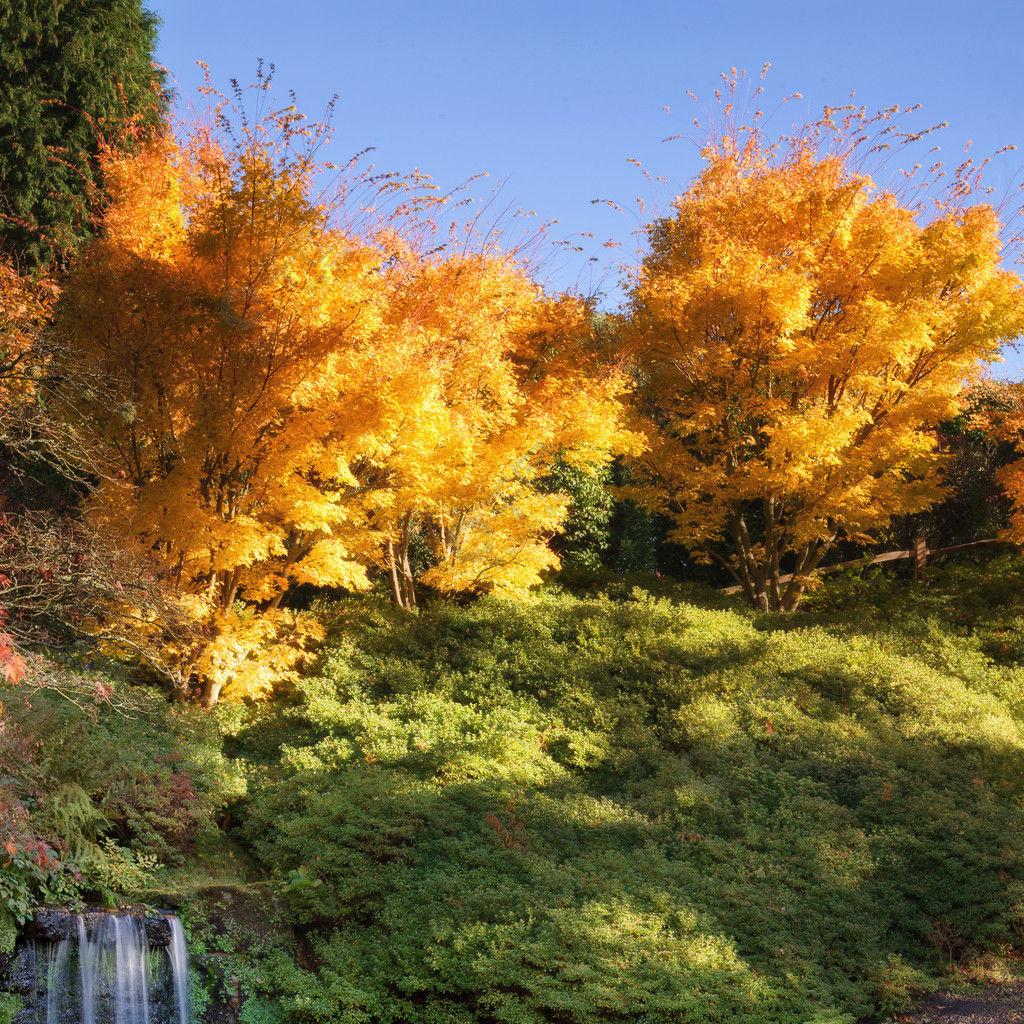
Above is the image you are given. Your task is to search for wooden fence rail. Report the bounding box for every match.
[720,537,1007,596]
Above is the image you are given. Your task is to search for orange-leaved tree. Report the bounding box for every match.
[354,245,635,608]
[56,77,637,696]
[1,257,54,687]
[56,83,408,702]
[974,379,1024,544]
[59,99,395,594]
[626,82,1024,611]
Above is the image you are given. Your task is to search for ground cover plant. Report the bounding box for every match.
[202,563,1024,1024]
[3,563,1024,1022]
[0,666,245,945]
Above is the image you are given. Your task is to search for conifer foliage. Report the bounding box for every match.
[0,0,164,267]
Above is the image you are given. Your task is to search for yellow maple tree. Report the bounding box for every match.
[59,101,389,618]
[56,79,637,696]
[627,89,1024,610]
[54,86,404,701]
[344,245,636,608]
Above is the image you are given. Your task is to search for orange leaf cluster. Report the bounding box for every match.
[56,91,636,668]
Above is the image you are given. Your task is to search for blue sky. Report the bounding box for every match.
[152,0,1024,375]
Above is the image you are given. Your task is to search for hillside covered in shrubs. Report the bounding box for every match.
[3,559,1024,1022]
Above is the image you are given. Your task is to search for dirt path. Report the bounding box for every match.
[893,982,1024,1024]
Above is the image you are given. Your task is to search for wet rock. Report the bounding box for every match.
[143,913,173,947]
[22,906,173,947]
[5,944,37,995]
[23,907,75,942]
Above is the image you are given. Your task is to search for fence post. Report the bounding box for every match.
[913,536,927,581]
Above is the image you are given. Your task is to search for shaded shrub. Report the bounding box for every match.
[4,674,245,883]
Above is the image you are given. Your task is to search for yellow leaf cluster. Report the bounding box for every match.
[189,606,324,706]
[0,258,56,415]
[356,250,636,605]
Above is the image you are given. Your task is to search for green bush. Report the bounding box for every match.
[227,581,1024,1023]
[10,561,1024,1022]
[0,993,22,1024]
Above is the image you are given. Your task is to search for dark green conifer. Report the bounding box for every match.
[0,0,165,267]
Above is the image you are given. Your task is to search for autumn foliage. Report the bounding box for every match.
[53,81,633,698]
[6,68,1024,702]
[974,380,1024,545]
[359,247,634,607]
[60,125,384,616]
[627,86,1024,610]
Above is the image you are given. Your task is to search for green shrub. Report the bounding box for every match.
[228,581,1024,1023]
[0,993,22,1024]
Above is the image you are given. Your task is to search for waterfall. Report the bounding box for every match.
[23,909,189,1024]
[166,915,190,1024]
[77,916,94,1024]
[45,932,73,1023]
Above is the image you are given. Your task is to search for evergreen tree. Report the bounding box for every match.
[0,0,164,267]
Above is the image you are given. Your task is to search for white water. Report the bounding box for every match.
[112,914,150,1024]
[45,933,73,1023]
[166,915,190,1024]
[77,916,95,1024]
[36,910,188,1024]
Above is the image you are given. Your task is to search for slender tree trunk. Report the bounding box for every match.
[765,497,782,610]
[386,516,418,609]
[731,504,771,611]
[780,533,837,612]
[387,539,404,606]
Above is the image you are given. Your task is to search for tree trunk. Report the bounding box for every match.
[387,539,403,606]
[170,671,191,703]
[267,530,309,611]
[202,677,224,708]
[779,534,837,612]
[730,499,836,613]
[386,517,418,609]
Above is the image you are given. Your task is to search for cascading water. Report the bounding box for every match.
[18,908,189,1024]
[166,915,190,1024]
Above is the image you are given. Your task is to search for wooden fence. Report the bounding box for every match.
[720,537,1006,596]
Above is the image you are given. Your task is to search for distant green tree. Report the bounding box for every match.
[0,0,165,267]
[542,462,617,571]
